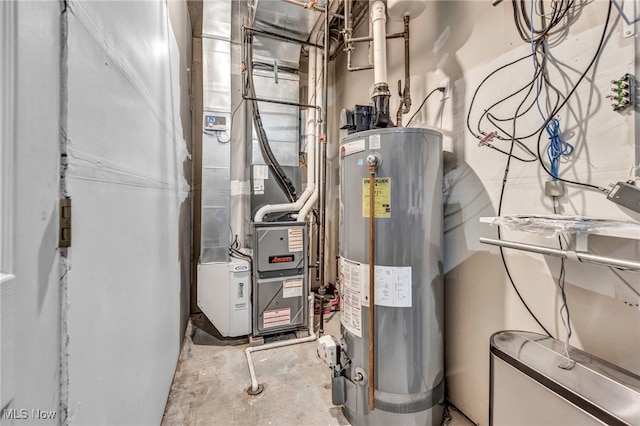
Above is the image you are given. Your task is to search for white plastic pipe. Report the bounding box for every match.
[298,46,319,222]
[371,0,388,85]
[245,295,317,393]
[253,188,313,222]
[314,45,323,185]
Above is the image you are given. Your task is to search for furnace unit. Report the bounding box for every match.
[252,222,309,338]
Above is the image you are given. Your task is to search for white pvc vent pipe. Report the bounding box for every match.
[245,295,317,394]
[298,46,319,222]
[371,0,388,86]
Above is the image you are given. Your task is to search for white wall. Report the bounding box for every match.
[2,2,63,423]
[62,0,191,424]
[332,2,640,424]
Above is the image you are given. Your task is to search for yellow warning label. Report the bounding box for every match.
[362,177,391,218]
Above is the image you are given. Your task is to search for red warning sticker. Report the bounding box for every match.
[263,308,291,328]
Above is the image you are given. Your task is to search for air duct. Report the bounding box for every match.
[200,0,232,263]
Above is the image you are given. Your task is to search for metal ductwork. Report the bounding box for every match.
[246,0,326,221]
[200,0,232,263]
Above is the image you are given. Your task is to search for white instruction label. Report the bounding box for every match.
[361,264,412,308]
[376,265,412,307]
[253,178,264,195]
[288,228,303,252]
[369,134,381,150]
[339,257,362,337]
[283,278,303,298]
[254,164,269,180]
[263,308,291,328]
[230,180,250,196]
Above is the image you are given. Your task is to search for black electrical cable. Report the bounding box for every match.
[469,1,611,190]
[476,47,546,135]
[244,28,298,203]
[468,53,541,162]
[406,87,444,127]
[497,69,554,338]
[470,39,560,155]
[483,0,610,337]
[553,201,572,349]
[512,0,577,43]
[466,52,534,140]
[535,0,613,192]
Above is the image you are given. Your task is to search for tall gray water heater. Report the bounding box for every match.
[336,127,444,425]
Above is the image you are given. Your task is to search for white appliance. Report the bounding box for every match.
[197,260,251,337]
[490,331,640,425]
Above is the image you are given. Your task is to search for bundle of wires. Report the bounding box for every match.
[229,230,253,272]
[527,0,575,182]
[468,0,611,193]
[468,0,614,336]
[545,117,573,181]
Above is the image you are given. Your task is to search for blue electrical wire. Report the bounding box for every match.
[530,0,574,181]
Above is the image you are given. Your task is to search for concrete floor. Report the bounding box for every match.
[162,313,475,426]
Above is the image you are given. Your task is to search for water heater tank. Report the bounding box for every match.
[337,127,444,425]
[387,0,427,21]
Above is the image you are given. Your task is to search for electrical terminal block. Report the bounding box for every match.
[607,74,635,112]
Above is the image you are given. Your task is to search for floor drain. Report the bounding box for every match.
[247,384,264,395]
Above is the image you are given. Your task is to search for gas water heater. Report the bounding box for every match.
[321,127,444,425]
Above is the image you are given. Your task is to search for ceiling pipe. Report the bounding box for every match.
[371,1,387,85]
[280,0,344,19]
[344,0,373,72]
[396,15,411,127]
[370,0,391,127]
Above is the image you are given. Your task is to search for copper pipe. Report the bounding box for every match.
[402,16,411,114]
[347,32,404,43]
[367,159,377,412]
[396,80,404,126]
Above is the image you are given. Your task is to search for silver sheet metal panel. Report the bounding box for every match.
[490,331,640,426]
[202,0,231,41]
[203,38,231,112]
[251,69,300,167]
[253,222,308,337]
[250,68,301,219]
[338,128,444,425]
[252,0,317,69]
[200,10,232,263]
